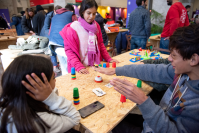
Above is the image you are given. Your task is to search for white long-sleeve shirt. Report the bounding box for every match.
[4,91,81,133]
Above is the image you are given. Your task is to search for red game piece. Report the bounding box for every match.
[74,102,80,105]
[139,47,142,51]
[112,62,116,68]
[106,62,110,67]
[120,94,126,103]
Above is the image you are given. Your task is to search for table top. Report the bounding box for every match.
[106,29,128,34]
[16,35,30,40]
[56,50,169,133]
[0,29,16,33]
[0,35,17,41]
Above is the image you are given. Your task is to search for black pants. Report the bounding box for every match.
[112,114,144,133]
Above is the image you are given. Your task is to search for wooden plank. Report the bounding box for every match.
[16,35,31,40]
[56,50,169,133]
[0,29,16,33]
[0,35,17,41]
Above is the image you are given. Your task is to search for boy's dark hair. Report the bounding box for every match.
[65,4,75,13]
[54,5,62,11]
[0,55,53,133]
[79,0,98,18]
[169,24,199,60]
[136,0,146,6]
[185,5,191,9]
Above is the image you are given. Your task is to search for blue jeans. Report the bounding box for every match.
[130,37,147,50]
[160,37,170,54]
[50,53,58,66]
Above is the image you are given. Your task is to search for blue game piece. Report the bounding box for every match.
[74,100,80,103]
[71,67,76,75]
[103,63,106,68]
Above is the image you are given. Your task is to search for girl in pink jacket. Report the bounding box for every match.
[60,0,119,74]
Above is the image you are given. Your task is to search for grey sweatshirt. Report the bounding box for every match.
[116,64,199,133]
[3,90,81,133]
[127,6,151,39]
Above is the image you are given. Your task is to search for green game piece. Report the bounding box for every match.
[99,64,102,67]
[73,87,79,97]
[150,46,153,50]
[145,51,148,57]
[155,52,161,56]
[137,80,142,88]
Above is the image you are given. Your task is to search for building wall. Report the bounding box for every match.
[152,0,170,20]
[101,0,127,8]
[0,0,17,17]
[17,0,30,11]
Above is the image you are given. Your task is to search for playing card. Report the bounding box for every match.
[93,88,106,96]
[105,83,113,88]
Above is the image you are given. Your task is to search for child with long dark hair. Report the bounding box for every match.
[0,55,80,133]
[60,0,119,74]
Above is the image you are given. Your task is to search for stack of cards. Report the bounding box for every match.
[93,88,106,96]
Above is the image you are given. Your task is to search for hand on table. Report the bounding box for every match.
[78,68,89,74]
[110,59,120,63]
[93,67,116,75]
[110,78,148,105]
[21,73,52,101]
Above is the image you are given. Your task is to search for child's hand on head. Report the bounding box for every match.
[22,73,53,101]
[110,59,120,63]
[78,68,89,74]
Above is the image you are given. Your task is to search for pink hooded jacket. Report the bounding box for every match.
[60,21,112,73]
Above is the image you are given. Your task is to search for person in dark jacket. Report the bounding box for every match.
[95,12,108,46]
[20,11,25,17]
[33,5,46,35]
[21,8,35,35]
[8,14,24,36]
[0,15,8,29]
[128,0,151,50]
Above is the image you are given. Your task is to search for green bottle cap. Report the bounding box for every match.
[99,64,102,67]
[73,87,79,97]
[137,80,142,88]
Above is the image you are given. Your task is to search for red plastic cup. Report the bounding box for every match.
[120,94,126,103]
[112,62,116,68]
[106,62,110,67]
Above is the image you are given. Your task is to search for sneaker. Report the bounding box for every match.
[54,67,61,73]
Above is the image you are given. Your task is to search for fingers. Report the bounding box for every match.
[41,73,49,85]
[79,69,89,74]
[22,80,37,94]
[30,73,43,87]
[95,68,105,74]
[110,79,130,94]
